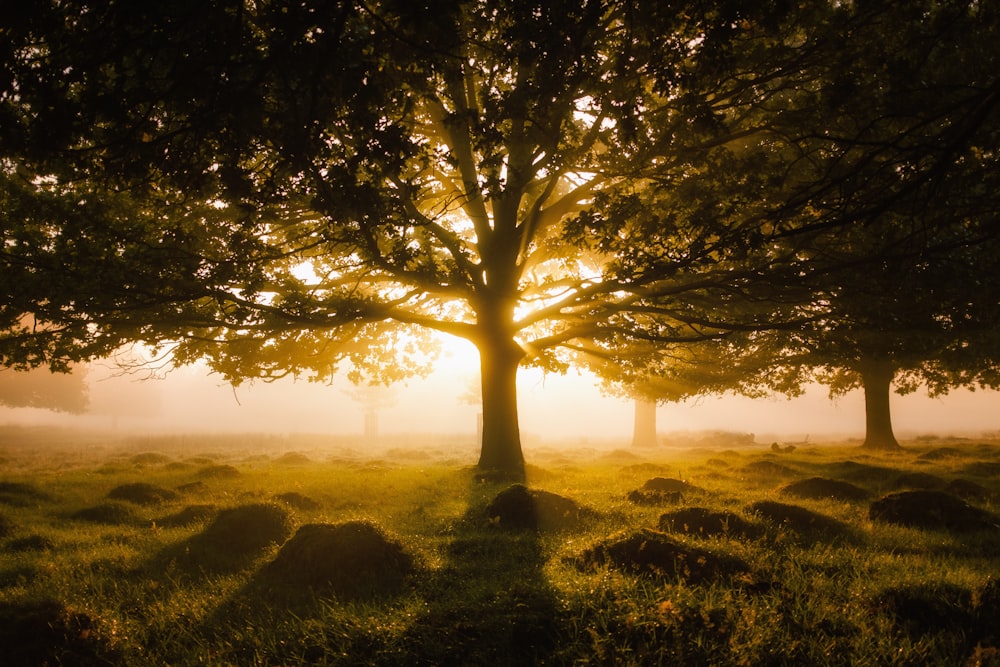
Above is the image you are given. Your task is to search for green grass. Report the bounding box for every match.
[1,431,999,665]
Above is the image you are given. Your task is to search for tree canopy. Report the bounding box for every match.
[3,0,997,473]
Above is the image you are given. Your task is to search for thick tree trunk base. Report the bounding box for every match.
[631,399,659,448]
[477,443,526,482]
[858,436,902,451]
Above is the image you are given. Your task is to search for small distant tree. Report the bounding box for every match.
[343,384,399,442]
[0,365,88,413]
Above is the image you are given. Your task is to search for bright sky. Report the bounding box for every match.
[4,336,999,446]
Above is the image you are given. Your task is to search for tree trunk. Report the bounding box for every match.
[859,359,901,450]
[631,398,658,448]
[476,332,526,477]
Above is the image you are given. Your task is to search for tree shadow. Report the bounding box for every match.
[396,471,563,665]
[155,470,565,665]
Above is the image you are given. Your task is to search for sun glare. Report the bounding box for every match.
[432,332,481,377]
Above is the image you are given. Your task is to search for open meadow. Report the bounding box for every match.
[1,427,999,666]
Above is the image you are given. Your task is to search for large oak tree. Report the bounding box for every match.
[4,1,984,473]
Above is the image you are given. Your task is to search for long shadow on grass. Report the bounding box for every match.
[397,471,563,665]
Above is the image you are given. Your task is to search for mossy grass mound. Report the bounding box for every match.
[0,513,13,538]
[945,478,996,501]
[658,507,760,538]
[0,481,51,507]
[625,477,705,505]
[872,583,974,638]
[107,482,179,506]
[129,452,173,466]
[739,460,797,477]
[198,503,292,555]
[274,491,321,510]
[485,484,596,531]
[4,534,55,552]
[779,477,871,502]
[574,529,749,583]
[891,471,947,490]
[747,500,853,541]
[69,502,138,525]
[626,488,685,505]
[960,460,1000,477]
[818,460,899,485]
[0,598,112,666]
[157,504,217,528]
[915,447,965,461]
[273,452,312,465]
[261,521,415,599]
[176,503,293,574]
[195,464,241,479]
[869,490,999,533]
[176,480,207,494]
[643,477,703,494]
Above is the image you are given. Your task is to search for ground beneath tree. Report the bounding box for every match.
[869,490,1000,533]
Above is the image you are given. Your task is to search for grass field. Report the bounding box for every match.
[1,427,999,666]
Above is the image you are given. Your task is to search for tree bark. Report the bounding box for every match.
[631,398,658,448]
[859,359,901,450]
[475,331,526,477]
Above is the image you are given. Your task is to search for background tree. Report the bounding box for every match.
[4,1,988,474]
[0,365,88,413]
[717,0,1000,449]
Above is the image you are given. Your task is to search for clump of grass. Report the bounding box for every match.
[273,452,311,465]
[261,521,416,599]
[69,502,138,525]
[870,490,1000,533]
[273,492,321,511]
[0,481,51,507]
[4,534,55,552]
[739,460,797,477]
[107,482,178,506]
[485,484,597,531]
[658,506,761,538]
[572,529,750,584]
[891,470,947,490]
[0,598,115,665]
[172,503,293,574]
[157,504,216,527]
[779,476,872,502]
[129,452,172,466]
[195,464,240,479]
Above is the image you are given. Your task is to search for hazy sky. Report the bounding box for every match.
[4,339,999,445]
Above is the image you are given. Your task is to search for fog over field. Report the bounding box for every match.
[3,352,998,446]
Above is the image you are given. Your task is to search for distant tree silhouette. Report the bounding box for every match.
[0,366,88,413]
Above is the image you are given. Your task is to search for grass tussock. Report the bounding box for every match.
[1,434,999,665]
